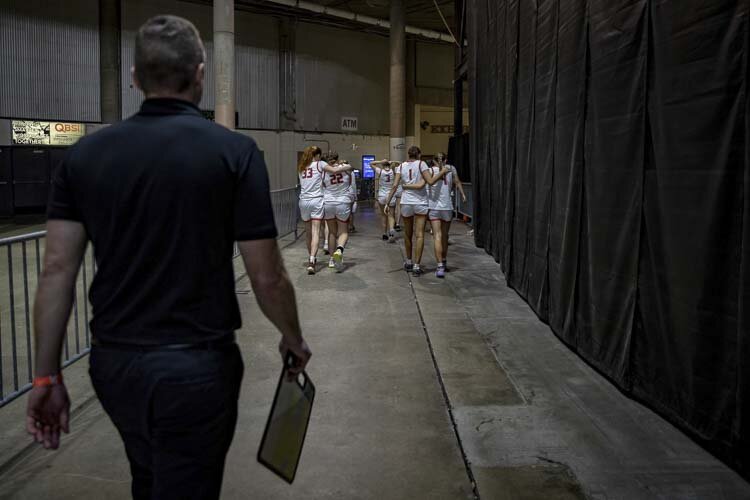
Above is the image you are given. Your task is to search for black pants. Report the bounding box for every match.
[89,343,244,500]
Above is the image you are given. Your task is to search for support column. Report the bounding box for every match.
[405,39,417,151]
[99,0,121,124]
[214,0,235,129]
[389,0,406,162]
[279,18,297,130]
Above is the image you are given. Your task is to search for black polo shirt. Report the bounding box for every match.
[48,98,277,345]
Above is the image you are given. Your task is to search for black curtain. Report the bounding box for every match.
[469,0,750,477]
[448,133,471,182]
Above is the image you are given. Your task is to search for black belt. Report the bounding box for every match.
[91,333,236,352]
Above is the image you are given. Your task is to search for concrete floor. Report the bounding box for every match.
[0,206,748,499]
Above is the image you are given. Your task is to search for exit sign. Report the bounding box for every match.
[341,117,358,132]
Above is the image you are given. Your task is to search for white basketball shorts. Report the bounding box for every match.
[324,202,352,222]
[400,204,429,218]
[429,209,453,222]
[299,198,324,221]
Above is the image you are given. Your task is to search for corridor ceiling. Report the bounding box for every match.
[231,0,457,37]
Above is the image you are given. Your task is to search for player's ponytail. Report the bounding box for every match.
[298,146,322,173]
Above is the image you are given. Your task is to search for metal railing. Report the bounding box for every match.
[232,186,300,258]
[270,187,300,239]
[0,232,95,408]
[455,182,474,221]
[0,188,301,407]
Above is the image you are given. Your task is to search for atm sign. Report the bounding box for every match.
[341,116,358,132]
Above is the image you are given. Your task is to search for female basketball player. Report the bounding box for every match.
[384,146,449,276]
[371,159,399,242]
[424,153,466,277]
[322,153,356,272]
[432,152,467,273]
[297,146,353,274]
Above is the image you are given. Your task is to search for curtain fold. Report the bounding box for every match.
[468,0,750,478]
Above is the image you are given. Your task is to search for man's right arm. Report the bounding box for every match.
[239,239,311,375]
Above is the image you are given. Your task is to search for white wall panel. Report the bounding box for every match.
[0,0,100,122]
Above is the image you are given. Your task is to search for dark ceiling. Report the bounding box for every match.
[311,0,456,33]
[231,0,456,37]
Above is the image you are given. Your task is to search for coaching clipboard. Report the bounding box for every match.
[257,354,315,484]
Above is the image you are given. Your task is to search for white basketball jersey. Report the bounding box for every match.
[299,161,325,200]
[428,165,455,210]
[376,167,396,198]
[398,160,429,205]
[323,166,352,203]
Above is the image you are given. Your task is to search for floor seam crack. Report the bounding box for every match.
[398,245,481,500]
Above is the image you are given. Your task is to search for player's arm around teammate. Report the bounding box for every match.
[372,161,397,241]
[298,147,352,275]
[321,157,355,272]
[425,156,455,278]
[383,162,403,214]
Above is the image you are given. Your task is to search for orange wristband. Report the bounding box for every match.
[32,373,63,388]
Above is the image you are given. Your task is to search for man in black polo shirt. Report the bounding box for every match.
[25,15,311,500]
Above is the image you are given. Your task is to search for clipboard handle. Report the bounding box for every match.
[285,352,308,389]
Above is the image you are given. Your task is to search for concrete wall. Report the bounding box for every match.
[294,23,390,135]
[121,0,280,129]
[414,105,469,157]
[0,116,386,191]
[0,1,449,188]
[416,41,454,90]
[0,0,101,122]
[1,1,458,129]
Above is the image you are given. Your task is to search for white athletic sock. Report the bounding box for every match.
[406,259,413,265]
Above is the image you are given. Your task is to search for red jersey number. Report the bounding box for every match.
[329,173,344,184]
[301,167,314,179]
